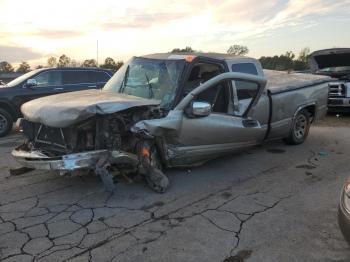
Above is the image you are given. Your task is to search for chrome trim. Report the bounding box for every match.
[11,149,139,171]
[12,149,108,171]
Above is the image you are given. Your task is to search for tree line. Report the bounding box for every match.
[0,45,311,74]
[0,55,124,73]
[171,45,311,71]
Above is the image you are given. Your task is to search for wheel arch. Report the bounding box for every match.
[0,100,19,122]
[293,102,316,123]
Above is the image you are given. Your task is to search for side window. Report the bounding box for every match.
[231,63,259,116]
[62,71,90,85]
[33,71,62,87]
[89,72,111,83]
[185,62,230,114]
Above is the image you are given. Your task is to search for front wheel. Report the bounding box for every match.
[0,109,13,137]
[284,109,310,145]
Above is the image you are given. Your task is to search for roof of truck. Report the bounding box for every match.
[140,52,257,62]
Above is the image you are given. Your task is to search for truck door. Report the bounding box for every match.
[170,71,267,165]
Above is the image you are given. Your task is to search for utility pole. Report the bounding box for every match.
[96,40,99,66]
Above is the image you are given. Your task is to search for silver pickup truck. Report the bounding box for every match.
[12,53,330,192]
[309,48,350,111]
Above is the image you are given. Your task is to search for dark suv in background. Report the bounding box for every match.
[0,67,113,137]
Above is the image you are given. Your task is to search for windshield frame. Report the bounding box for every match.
[103,57,186,109]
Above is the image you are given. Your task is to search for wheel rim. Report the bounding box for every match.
[0,113,8,133]
[294,114,307,140]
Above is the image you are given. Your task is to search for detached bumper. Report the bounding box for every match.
[12,149,109,171]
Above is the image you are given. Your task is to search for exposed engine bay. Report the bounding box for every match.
[16,107,170,193]
[20,107,162,155]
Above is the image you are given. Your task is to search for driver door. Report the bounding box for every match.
[169,72,267,166]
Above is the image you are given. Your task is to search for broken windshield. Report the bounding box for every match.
[103,57,185,108]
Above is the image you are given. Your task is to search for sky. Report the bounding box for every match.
[0,0,350,67]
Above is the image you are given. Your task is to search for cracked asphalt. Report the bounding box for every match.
[0,115,350,262]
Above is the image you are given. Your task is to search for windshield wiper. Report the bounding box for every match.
[120,65,130,93]
[144,73,154,99]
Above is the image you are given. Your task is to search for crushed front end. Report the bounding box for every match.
[12,107,170,193]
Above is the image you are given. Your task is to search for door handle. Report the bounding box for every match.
[242,119,259,128]
[88,85,97,88]
[54,87,63,90]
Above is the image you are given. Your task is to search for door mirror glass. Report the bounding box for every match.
[24,79,37,88]
[186,101,212,118]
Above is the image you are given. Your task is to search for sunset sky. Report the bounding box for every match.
[0,0,349,67]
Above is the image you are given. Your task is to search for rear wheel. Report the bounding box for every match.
[0,109,13,137]
[284,109,310,145]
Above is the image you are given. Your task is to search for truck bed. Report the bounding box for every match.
[264,70,331,94]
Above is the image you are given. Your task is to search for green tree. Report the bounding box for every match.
[259,48,311,71]
[0,61,14,72]
[16,61,31,73]
[57,54,71,67]
[82,59,97,67]
[171,46,195,53]
[114,61,124,71]
[227,45,249,56]
[47,57,57,67]
[100,57,124,71]
[293,47,310,71]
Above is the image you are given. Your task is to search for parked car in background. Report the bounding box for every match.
[12,53,330,192]
[309,48,350,112]
[0,67,113,137]
[338,177,350,244]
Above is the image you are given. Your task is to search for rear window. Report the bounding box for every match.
[231,63,258,75]
[231,63,259,102]
[89,71,110,83]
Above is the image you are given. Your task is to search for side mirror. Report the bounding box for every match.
[185,101,211,118]
[24,79,37,89]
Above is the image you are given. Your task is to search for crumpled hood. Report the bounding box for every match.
[309,48,350,74]
[21,89,160,128]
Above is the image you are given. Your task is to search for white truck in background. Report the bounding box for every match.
[309,48,350,111]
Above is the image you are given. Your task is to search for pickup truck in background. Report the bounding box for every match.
[0,67,113,137]
[12,53,330,192]
[309,48,350,111]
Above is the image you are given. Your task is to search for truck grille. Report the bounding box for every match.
[329,83,346,98]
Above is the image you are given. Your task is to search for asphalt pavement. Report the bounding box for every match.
[0,115,349,262]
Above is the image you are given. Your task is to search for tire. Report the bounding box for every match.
[284,109,310,145]
[0,108,13,137]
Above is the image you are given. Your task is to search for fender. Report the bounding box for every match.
[293,102,316,120]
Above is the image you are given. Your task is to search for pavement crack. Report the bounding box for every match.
[230,195,292,255]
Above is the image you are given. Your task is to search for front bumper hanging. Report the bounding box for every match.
[11,148,139,171]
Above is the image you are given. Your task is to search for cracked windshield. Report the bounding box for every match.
[104,57,185,108]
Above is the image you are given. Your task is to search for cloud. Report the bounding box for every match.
[0,45,42,63]
[0,0,349,64]
[101,9,187,30]
[32,29,83,39]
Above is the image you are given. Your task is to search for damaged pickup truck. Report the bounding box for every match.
[12,53,330,192]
